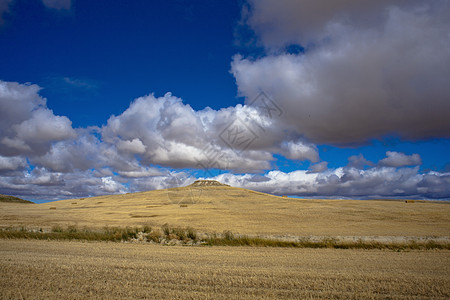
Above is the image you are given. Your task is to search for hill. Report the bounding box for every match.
[0,180,449,238]
[0,194,33,204]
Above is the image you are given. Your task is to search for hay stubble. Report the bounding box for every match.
[0,239,449,299]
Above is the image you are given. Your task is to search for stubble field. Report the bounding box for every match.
[1,239,449,299]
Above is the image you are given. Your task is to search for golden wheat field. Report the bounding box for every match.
[0,239,449,299]
[1,182,449,238]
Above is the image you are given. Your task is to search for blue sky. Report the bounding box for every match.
[0,0,449,202]
[1,0,242,125]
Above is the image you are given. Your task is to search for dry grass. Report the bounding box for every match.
[2,225,447,250]
[0,239,449,299]
[1,185,449,239]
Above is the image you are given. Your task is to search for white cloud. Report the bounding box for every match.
[308,161,328,173]
[0,77,447,201]
[0,80,76,156]
[14,108,74,143]
[101,176,126,194]
[0,155,27,172]
[379,151,422,167]
[214,166,450,199]
[347,154,374,169]
[101,92,317,172]
[30,128,102,172]
[116,138,147,154]
[280,140,319,162]
[118,167,163,178]
[1,155,449,200]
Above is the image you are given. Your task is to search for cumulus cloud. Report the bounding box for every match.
[308,161,328,173]
[379,151,422,167]
[0,80,321,200]
[116,138,147,154]
[347,154,373,169]
[0,165,195,201]
[214,166,450,200]
[30,129,102,172]
[0,77,446,201]
[1,146,449,200]
[280,140,319,162]
[0,155,27,172]
[101,92,317,172]
[1,87,272,176]
[101,176,126,194]
[0,81,76,156]
[234,0,450,145]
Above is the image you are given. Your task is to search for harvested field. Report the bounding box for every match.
[1,240,449,299]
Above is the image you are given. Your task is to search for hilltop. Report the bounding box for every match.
[0,194,33,204]
[188,180,230,187]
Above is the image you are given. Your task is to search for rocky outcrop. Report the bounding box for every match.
[188,180,230,187]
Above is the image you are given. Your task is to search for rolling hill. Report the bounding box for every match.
[0,180,449,238]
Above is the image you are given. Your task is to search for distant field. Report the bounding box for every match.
[1,185,449,239]
[0,240,448,299]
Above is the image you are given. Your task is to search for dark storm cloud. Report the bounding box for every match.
[233,0,450,144]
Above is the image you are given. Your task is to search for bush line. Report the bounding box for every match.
[0,226,448,250]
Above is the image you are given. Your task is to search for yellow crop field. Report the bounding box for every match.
[1,182,449,239]
[1,239,449,299]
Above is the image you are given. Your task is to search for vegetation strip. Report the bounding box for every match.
[0,194,33,204]
[0,225,448,250]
